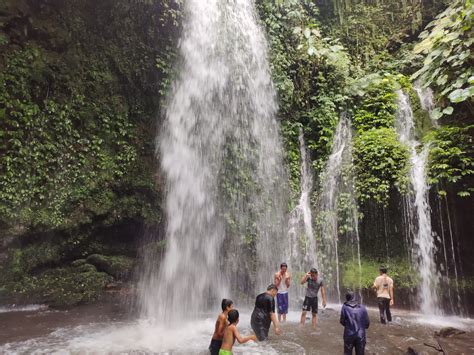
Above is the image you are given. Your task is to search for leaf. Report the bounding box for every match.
[448,88,469,103]
[431,108,443,120]
[442,106,453,115]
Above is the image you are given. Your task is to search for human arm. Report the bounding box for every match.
[389,282,394,306]
[285,273,291,288]
[274,272,282,288]
[270,312,281,335]
[216,314,227,338]
[363,306,370,329]
[321,285,327,307]
[232,326,257,343]
[339,306,346,326]
[300,272,310,285]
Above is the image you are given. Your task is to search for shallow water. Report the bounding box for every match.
[1,302,473,354]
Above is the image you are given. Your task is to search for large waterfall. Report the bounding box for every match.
[396,90,442,315]
[139,0,287,322]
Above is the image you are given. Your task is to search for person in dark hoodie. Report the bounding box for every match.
[340,291,370,355]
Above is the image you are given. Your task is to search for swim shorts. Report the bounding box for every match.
[302,296,318,314]
[276,291,289,314]
[219,349,232,355]
[209,339,222,355]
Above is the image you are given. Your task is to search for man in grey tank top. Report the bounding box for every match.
[300,268,327,330]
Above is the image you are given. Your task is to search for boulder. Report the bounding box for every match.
[435,327,466,338]
[86,254,134,279]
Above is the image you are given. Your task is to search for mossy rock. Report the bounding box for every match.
[71,259,88,267]
[86,254,134,279]
[75,263,97,273]
[4,267,113,307]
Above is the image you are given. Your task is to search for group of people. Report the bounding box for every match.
[209,264,394,355]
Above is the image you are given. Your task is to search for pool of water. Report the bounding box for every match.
[1,302,473,354]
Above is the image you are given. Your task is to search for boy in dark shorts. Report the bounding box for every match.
[209,299,233,355]
[219,309,256,355]
[300,268,327,330]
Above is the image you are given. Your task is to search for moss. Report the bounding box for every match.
[86,254,134,279]
[4,267,113,307]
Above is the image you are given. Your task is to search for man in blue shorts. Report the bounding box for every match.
[274,262,291,322]
[300,268,327,330]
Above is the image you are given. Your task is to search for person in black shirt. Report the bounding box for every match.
[250,284,281,340]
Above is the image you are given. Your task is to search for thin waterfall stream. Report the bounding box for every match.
[317,115,361,303]
[395,90,442,315]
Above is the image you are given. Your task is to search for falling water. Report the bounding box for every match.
[396,90,441,315]
[139,0,287,322]
[287,128,317,301]
[317,115,360,302]
[413,83,438,127]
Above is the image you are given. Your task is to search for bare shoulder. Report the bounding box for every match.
[218,313,227,321]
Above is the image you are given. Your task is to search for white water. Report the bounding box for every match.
[413,83,438,126]
[317,115,360,302]
[396,90,441,315]
[287,128,318,302]
[139,0,287,322]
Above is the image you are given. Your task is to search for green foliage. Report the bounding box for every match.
[257,0,350,201]
[354,128,409,205]
[412,0,474,116]
[0,0,181,229]
[424,124,474,196]
[353,78,397,132]
[342,258,418,289]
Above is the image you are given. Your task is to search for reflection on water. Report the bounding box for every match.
[1,303,473,354]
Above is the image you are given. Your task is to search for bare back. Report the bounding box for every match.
[220,324,236,351]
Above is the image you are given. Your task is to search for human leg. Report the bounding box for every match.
[354,335,366,355]
[300,310,307,325]
[385,298,392,322]
[344,336,356,355]
[311,313,318,329]
[377,297,386,324]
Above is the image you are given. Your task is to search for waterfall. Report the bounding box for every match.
[395,90,442,315]
[317,115,361,302]
[413,83,438,127]
[139,0,287,322]
[287,128,317,302]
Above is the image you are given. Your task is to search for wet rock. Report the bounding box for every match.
[406,347,418,355]
[435,327,466,338]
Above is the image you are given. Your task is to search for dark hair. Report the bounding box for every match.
[228,309,239,324]
[267,283,278,291]
[221,298,233,311]
[280,262,288,268]
[346,290,355,302]
[379,266,388,274]
[310,267,318,274]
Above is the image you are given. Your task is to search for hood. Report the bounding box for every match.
[344,300,360,308]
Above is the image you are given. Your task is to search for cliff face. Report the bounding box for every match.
[0,0,180,306]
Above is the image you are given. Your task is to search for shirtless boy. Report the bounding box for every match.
[209,299,233,355]
[219,309,257,355]
[274,262,291,322]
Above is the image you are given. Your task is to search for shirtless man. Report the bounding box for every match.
[274,262,291,322]
[373,266,394,324]
[219,309,256,355]
[209,299,233,355]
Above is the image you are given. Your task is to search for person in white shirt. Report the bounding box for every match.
[372,266,394,324]
[274,262,291,322]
